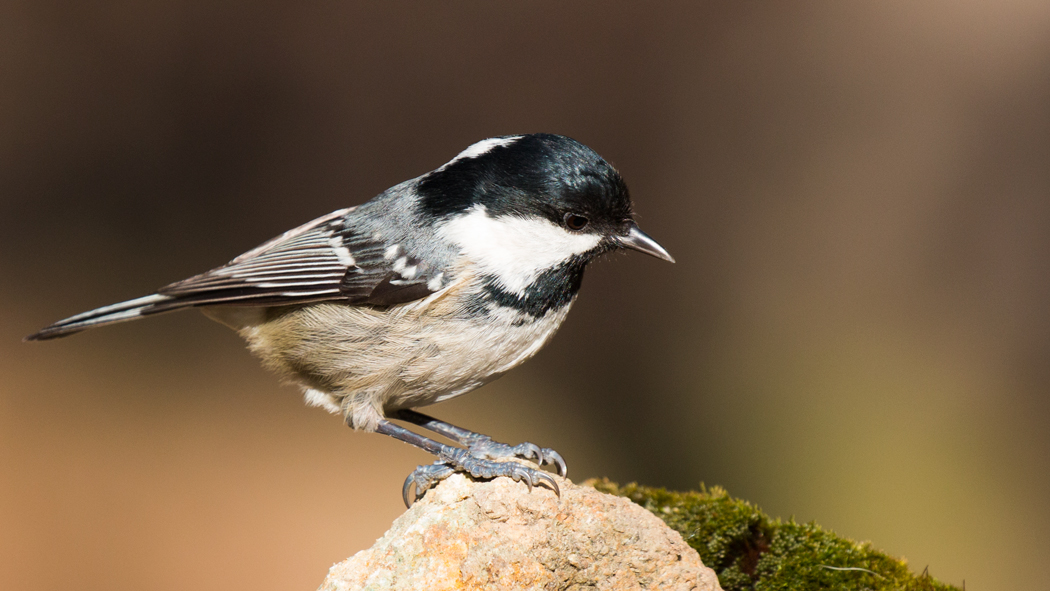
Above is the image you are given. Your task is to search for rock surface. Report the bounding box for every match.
[319,474,722,590]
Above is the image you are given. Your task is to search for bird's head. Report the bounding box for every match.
[419,134,673,294]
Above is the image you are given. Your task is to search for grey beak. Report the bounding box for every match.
[618,223,675,263]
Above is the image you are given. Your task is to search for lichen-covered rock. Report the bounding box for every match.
[319,474,722,591]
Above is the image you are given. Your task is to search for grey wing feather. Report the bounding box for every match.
[155,208,356,308]
[26,206,438,341]
[153,206,435,310]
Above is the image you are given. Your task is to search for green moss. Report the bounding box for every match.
[587,479,958,591]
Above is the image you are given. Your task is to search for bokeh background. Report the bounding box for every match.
[3,2,1049,590]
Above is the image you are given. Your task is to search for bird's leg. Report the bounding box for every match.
[374,416,562,508]
[392,409,567,476]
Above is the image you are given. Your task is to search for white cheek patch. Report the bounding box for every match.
[439,205,602,294]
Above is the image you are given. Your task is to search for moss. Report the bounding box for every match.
[587,479,959,591]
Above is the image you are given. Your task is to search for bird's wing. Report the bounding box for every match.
[151,207,437,312]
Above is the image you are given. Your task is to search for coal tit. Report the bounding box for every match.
[26,133,674,506]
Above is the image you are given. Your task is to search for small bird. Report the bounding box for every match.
[26,133,674,506]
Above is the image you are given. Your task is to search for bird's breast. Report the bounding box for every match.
[235,270,577,412]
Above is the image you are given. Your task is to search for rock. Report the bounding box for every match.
[319,473,722,591]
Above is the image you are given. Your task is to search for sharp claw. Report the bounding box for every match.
[507,463,529,490]
[401,462,458,508]
[547,450,568,477]
[402,474,416,508]
[534,471,560,497]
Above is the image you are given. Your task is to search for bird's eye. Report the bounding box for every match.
[563,213,590,231]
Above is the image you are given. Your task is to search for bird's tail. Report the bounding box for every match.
[25,293,176,341]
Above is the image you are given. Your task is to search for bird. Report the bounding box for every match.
[26,133,674,506]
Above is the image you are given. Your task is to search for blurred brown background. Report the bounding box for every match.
[2,2,1049,590]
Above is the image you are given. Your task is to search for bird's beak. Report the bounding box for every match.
[618,223,675,263]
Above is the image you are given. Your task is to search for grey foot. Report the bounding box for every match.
[466,436,567,478]
[402,462,456,507]
[402,447,561,507]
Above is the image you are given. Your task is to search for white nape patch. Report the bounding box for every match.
[327,235,356,266]
[303,388,341,414]
[438,205,602,294]
[438,136,523,170]
[383,244,401,260]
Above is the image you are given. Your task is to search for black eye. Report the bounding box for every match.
[563,213,589,231]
